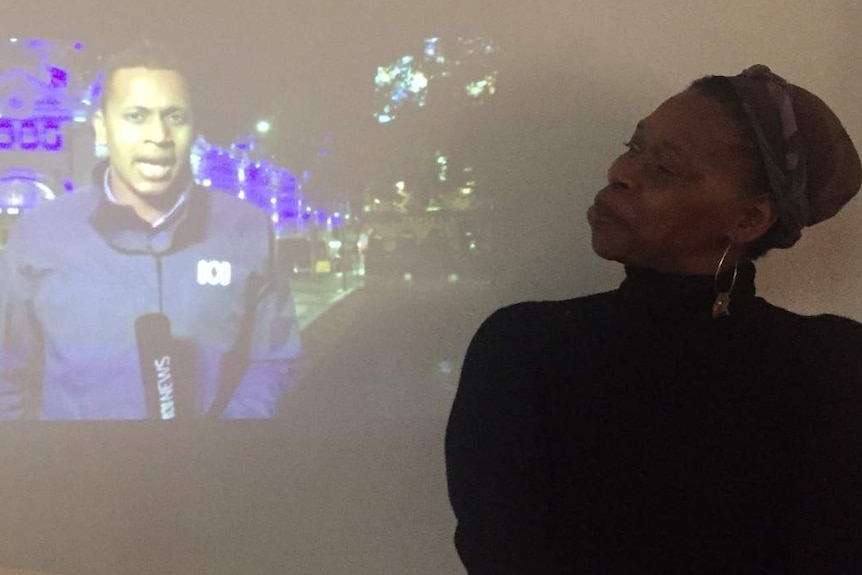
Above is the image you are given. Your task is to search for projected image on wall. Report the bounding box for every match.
[0,35,500,421]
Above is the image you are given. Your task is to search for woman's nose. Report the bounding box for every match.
[606,154,637,189]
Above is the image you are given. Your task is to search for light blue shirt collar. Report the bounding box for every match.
[102,167,191,228]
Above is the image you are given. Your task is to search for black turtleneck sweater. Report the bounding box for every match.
[446,262,862,574]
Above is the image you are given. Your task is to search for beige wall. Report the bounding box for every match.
[480,0,862,319]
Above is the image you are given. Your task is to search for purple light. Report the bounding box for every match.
[0,117,68,151]
[49,67,69,89]
[73,42,83,51]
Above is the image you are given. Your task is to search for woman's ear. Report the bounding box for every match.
[733,195,778,244]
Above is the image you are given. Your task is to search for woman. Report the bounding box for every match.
[445,66,862,574]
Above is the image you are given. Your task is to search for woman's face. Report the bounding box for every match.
[588,87,759,275]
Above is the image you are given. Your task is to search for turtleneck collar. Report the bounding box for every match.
[617,260,757,324]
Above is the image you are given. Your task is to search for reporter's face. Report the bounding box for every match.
[94,67,193,201]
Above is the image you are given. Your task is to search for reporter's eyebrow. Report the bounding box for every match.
[160,106,189,115]
[121,105,188,112]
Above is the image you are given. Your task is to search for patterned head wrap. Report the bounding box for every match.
[727,65,861,248]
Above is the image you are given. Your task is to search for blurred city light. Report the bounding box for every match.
[255,120,272,135]
[373,36,500,124]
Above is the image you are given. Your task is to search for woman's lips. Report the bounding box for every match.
[587,198,623,225]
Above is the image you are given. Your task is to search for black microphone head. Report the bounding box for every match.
[135,312,171,340]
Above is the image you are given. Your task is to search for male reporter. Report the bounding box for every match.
[0,44,300,419]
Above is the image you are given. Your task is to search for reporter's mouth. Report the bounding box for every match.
[135,158,176,181]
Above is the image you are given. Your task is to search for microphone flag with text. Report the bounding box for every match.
[135,313,180,420]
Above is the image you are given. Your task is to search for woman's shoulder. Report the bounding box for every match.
[755,299,862,345]
[805,311,862,337]
[484,291,618,326]
[801,312,862,363]
[754,301,862,390]
[469,292,618,355]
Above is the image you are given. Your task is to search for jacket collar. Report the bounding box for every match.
[89,162,208,255]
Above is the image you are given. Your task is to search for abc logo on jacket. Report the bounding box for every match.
[197,259,232,287]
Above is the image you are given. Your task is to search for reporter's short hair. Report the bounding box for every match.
[99,41,191,110]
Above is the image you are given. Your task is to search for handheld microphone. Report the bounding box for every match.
[135,313,179,420]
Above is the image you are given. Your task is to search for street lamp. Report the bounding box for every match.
[255,119,272,136]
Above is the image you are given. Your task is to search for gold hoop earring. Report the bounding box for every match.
[712,242,738,319]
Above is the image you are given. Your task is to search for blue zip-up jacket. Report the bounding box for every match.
[0,178,300,420]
